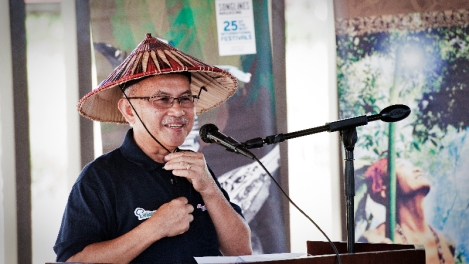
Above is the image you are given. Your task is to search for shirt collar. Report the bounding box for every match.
[120,128,165,171]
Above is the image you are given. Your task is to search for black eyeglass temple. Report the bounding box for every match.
[196,86,207,99]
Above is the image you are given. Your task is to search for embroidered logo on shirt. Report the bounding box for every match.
[197,204,207,211]
[134,207,156,220]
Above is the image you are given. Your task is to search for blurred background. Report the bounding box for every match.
[4,0,468,263]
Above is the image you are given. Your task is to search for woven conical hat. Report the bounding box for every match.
[78,33,238,123]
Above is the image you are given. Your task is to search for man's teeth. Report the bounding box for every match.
[167,124,183,128]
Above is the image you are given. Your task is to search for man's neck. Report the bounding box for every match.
[133,133,175,163]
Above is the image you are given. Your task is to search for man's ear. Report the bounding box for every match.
[117,98,135,124]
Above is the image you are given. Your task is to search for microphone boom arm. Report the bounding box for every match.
[243,104,409,149]
[244,116,369,148]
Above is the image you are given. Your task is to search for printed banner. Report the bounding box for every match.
[336,9,469,264]
[89,0,287,254]
[215,0,257,56]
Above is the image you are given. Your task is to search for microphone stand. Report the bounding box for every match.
[341,127,357,253]
[241,104,411,254]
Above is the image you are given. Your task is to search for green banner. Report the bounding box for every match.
[90,0,287,254]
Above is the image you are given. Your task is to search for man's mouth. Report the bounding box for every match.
[166,123,185,129]
[162,117,189,129]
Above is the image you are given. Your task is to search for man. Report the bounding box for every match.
[54,33,252,263]
[358,158,455,264]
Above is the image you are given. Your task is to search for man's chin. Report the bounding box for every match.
[163,139,187,151]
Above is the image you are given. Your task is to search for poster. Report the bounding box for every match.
[89,0,287,254]
[215,0,257,56]
[336,9,469,264]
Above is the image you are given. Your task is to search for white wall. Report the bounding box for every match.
[285,0,342,253]
[26,2,81,263]
[0,0,18,263]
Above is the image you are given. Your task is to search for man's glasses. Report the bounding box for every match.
[126,94,198,109]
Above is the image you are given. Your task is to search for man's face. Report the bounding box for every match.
[126,74,196,152]
[396,159,431,197]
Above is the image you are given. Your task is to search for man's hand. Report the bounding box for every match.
[150,197,194,238]
[163,151,252,256]
[163,151,218,196]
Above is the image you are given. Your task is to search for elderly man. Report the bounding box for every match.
[54,33,252,263]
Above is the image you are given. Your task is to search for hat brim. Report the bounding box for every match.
[77,34,238,123]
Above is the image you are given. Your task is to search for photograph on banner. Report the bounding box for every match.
[336,9,469,264]
[88,0,287,254]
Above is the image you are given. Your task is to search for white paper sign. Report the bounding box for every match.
[215,0,257,56]
[194,253,309,263]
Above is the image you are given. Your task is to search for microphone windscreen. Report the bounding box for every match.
[199,123,219,143]
[380,104,411,122]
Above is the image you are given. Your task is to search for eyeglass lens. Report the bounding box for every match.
[151,96,195,109]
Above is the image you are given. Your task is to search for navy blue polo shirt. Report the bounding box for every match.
[54,129,243,263]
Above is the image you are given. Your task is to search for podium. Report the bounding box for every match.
[46,241,425,264]
[250,241,425,264]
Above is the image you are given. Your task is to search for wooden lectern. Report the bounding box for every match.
[47,241,425,264]
[249,241,425,264]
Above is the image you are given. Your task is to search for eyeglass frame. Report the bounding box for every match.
[125,94,198,109]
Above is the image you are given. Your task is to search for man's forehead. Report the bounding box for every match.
[135,75,191,95]
[153,89,192,96]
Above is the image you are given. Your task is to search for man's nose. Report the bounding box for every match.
[168,99,185,116]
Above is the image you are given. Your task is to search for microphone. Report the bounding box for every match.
[370,104,411,122]
[199,124,255,159]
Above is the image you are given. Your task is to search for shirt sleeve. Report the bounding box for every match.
[53,166,115,261]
